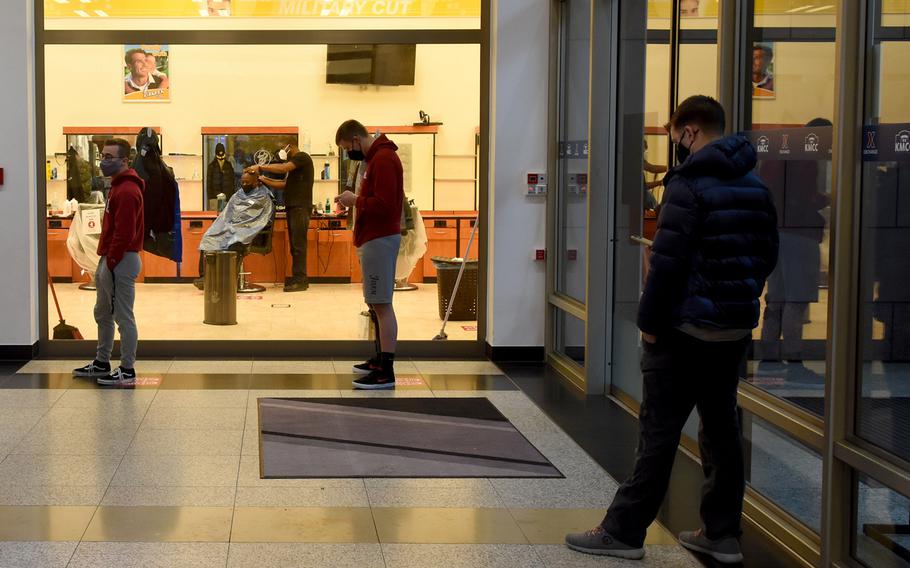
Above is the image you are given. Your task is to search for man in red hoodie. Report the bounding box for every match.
[335,120,404,389]
[73,138,145,386]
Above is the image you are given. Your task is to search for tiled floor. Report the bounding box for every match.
[0,359,698,567]
[48,283,478,341]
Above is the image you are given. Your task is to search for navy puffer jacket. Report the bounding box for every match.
[638,135,779,335]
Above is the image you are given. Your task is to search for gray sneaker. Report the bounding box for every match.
[679,529,743,564]
[565,526,645,559]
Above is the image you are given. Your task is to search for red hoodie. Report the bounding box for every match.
[97,169,145,270]
[354,134,404,247]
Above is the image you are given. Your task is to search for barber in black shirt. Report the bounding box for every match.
[246,144,314,292]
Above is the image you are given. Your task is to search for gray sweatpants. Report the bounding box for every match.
[94,252,141,369]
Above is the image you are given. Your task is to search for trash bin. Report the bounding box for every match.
[203,251,237,325]
[431,257,478,321]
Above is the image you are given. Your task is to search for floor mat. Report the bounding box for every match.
[257,397,563,478]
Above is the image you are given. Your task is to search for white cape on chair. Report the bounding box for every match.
[66,203,105,276]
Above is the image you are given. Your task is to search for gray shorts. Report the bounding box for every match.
[357,234,401,305]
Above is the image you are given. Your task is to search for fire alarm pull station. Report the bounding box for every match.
[527,173,547,195]
[0,168,4,186]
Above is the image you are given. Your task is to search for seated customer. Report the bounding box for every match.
[194,171,274,289]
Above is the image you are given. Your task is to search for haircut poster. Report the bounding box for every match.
[123,44,170,102]
[752,42,775,99]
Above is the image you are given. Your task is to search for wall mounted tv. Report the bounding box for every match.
[326,44,417,86]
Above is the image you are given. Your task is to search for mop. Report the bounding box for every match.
[433,218,478,341]
[48,273,83,340]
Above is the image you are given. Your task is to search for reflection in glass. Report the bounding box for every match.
[556,309,586,367]
[611,0,672,404]
[744,30,835,415]
[857,18,910,458]
[744,413,822,532]
[554,0,590,304]
[854,474,910,568]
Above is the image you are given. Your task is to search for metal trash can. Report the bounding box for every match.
[203,251,237,325]
[431,257,478,321]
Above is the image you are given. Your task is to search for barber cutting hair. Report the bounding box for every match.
[245,144,314,292]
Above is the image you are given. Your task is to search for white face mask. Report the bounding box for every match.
[278,145,290,161]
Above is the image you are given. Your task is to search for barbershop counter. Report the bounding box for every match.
[47,210,479,284]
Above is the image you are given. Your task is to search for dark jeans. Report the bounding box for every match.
[760,301,809,360]
[286,206,310,281]
[601,329,749,547]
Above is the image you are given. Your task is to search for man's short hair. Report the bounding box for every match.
[335,120,368,145]
[753,44,773,59]
[125,48,146,66]
[665,95,726,135]
[103,138,132,159]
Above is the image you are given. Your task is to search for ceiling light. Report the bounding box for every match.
[53,0,69,4]
[94,9,107,16]
[805,4,833,12]
[198,9,208,16]
[74,9,89,16]
[784,4,813,13]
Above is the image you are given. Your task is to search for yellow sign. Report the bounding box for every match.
[44,0,480,18]
[235,0,480,17]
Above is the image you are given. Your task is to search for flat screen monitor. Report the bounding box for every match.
[326,44,416,86]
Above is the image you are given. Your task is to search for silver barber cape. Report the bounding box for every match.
[199,185,274,251]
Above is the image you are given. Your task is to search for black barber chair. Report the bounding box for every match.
[236,211,276,294]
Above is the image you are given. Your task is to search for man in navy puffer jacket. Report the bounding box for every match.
[566,96,778,564]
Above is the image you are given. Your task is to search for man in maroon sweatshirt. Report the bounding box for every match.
[335,120,404,389]
[73,138,145,386]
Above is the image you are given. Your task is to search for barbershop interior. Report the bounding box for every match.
[10,0,909,566]
[46,42,481,342]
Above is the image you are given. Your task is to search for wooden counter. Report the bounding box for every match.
[47,210,479,284]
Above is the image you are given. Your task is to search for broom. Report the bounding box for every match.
[48,273,83,339]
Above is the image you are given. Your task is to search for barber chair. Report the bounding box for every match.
[236,214,275,294]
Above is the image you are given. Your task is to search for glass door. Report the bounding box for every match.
[547,0,591,389]
[846,1,910,565]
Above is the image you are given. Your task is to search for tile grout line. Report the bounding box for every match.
[363,478,389,568]
[225,386,251,568]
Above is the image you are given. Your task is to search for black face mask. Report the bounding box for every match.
[347,140,365,161]
[675,129,695,164]
[675,140,690,164]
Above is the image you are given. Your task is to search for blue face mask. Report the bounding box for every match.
[100,157,125,177]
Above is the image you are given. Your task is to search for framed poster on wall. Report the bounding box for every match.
[123,44,170,103]
[752,41,776,99]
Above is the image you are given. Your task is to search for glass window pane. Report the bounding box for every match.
[555,0,590,304]
[611,0,670,402]
[556,309,586,367]
[744,32,836,416]
[45,43,480,342]
[744,412,822,532]
[856,2,910,459]
[854,473,910,568]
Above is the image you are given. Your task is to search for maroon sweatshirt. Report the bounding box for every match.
[354,134,404,248]
[97,169,145,271]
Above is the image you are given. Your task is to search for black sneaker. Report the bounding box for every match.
[352,370,396,390]
[97,367,136,387]
[352,357,381,374]
[73,360,111,378]
[283,279,309,292]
